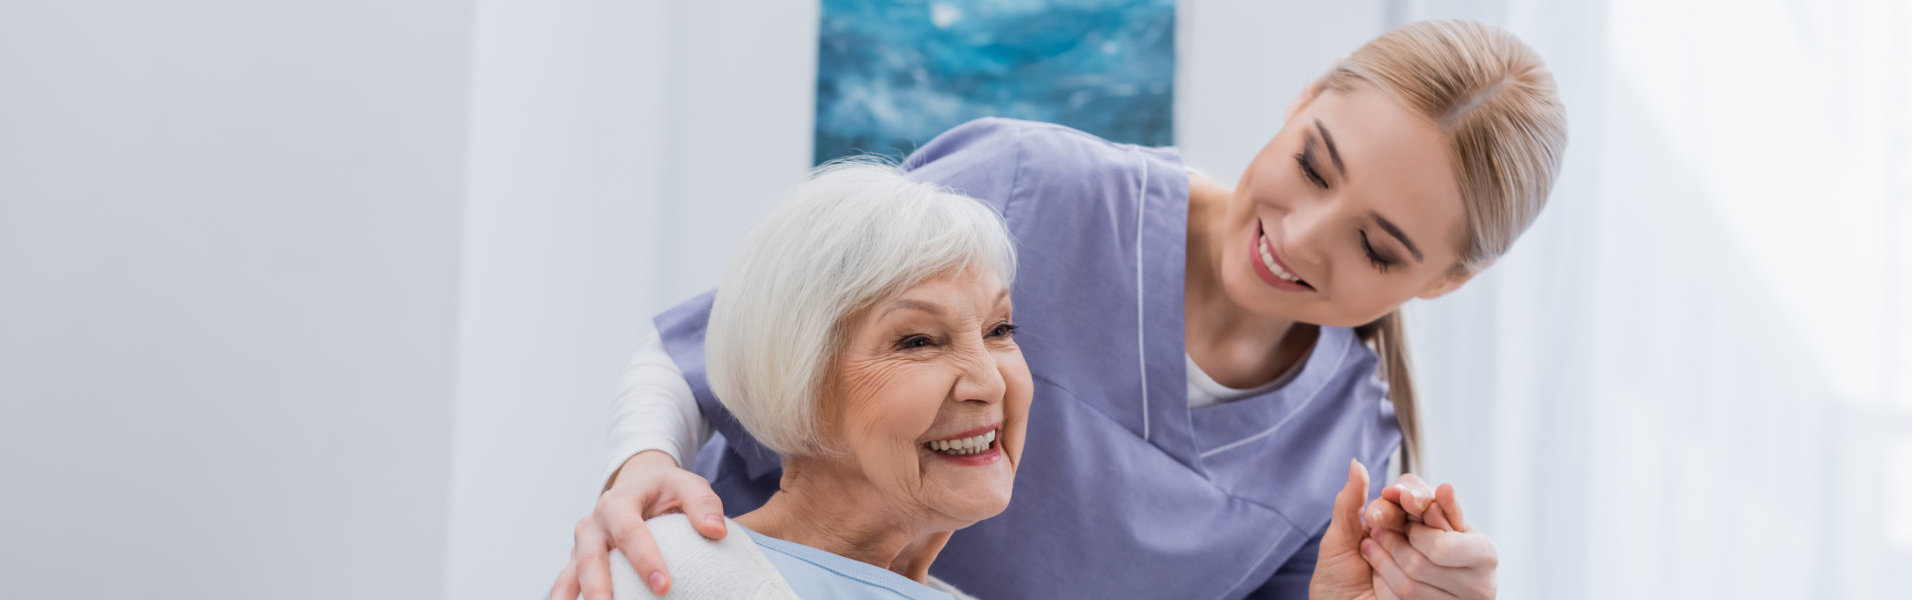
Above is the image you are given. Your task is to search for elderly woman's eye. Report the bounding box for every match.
[896,334,935,350]
[988,323,1018,338]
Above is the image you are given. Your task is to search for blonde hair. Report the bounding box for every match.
[705,160,1016,457]
[1320,19,1568,472]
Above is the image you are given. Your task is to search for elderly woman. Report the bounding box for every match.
[600,162,1031,600]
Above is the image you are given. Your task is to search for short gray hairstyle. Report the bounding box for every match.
[705,160,1017,457]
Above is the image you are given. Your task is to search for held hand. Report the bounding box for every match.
[1309,460,1380,600]
[548,450,730,600]
[1358,476,1499,599]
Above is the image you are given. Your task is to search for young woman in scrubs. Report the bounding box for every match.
[554,19,1564,600]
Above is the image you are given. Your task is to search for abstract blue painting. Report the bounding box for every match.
[814,0,1176,165]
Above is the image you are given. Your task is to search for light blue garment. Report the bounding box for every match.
[659,118,1401,599]
[741,528,956,600]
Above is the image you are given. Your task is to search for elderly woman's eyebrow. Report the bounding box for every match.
[881,289,1011,320]
[881,299,946,318]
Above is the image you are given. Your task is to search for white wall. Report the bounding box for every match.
[444,1,819,597]
[1175,0,1387,178]
[1398,1,1911,597]
[444,2,672,597]
[0,1,472,598]
[651,3,822,306]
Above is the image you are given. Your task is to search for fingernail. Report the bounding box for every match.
[1371,528,1384,543]
[1361,539,1375,557]
[705,515,724,527]
[648,572,667,593]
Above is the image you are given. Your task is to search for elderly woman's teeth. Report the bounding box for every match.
[927,429,997,455]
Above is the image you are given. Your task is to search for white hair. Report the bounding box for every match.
[705,159,1017,457]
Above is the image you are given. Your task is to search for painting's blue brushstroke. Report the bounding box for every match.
[815,0,1175,165]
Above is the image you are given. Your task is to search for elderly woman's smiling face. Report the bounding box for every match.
[818,267,1033,529]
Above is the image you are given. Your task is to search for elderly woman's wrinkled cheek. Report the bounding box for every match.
[833,354,918,404]
[991,349,1035,469]
[829,355,948,472]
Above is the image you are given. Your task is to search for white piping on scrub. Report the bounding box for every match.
[1132,146,1151,442]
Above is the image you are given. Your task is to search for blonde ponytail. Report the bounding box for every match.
[1355,310,1419,475]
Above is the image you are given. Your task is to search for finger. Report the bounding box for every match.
[578,548,616,600]
[1399,484,1450,533]
[572,518,621,600]
[1363,537,1457,600]
[1366,495,1411,535]
[549,562,580,600]
[1372,573,1405,600]
[1389,474,1436,522]
[1376,527,1478,592]
[1330,459,1371,543]
[671,481,730,541]
[1433,483,1470,531]
[595,508,671,596]
[1408,524,1498,570]
[1420,502,1452,532]
[1372,484,1398,533]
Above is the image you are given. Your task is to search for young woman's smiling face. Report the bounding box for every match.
[1220,85,1473,327]
[819,267,1033,531]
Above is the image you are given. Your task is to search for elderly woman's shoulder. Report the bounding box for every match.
[605,514,800,600]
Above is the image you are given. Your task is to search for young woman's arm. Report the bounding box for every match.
[602,326,711,487]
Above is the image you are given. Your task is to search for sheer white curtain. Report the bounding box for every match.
[1392,0,1912,598]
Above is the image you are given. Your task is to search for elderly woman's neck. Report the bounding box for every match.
[734,460,955,583]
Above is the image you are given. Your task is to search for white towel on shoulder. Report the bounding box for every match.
[608,514,800,600]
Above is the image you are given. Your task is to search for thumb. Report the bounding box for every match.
[1310,459,1379,599]
[1326,459,1370,547]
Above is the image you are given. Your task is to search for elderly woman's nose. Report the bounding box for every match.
[951,345,1009,404]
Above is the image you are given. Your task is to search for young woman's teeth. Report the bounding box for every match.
[1258,234,1305,284]
[927,429,996,456]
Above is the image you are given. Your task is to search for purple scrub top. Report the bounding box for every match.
[655,118,1401,599]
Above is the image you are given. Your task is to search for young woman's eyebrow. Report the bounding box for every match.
[1369,211,1425,262]
[1313,119,1347,177]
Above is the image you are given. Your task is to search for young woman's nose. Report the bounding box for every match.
[1281,200,1336,268]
